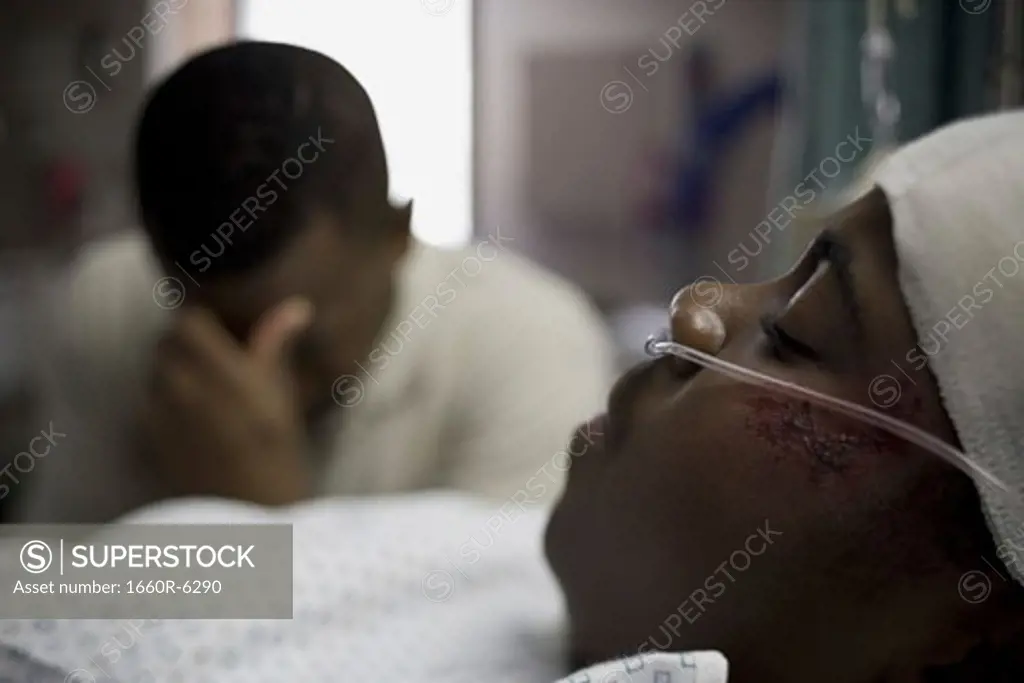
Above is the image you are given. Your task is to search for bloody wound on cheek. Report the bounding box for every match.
[742,395,918,474]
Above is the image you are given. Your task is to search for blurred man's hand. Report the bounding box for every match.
[139,299,313,506]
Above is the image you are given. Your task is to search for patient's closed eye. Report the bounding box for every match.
[760,314,819,362]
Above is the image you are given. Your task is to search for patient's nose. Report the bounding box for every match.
[670,258,814,353]
[669,281,730,354]
[670,274,781,353]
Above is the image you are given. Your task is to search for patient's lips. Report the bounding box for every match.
[585,414,609,449]
[567,414,609,468]
[585,413,609,450]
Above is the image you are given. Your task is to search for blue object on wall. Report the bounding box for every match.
[672,69,783,235]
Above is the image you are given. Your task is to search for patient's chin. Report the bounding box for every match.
[567,651,594,672]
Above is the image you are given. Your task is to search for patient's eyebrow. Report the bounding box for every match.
[811,229,864,335]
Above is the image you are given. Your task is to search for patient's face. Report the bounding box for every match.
[546,191,993,682]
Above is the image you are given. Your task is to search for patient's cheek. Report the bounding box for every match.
[740,394,921,478]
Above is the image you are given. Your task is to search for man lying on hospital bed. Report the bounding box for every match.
[11,42,615,523]
[5,113,1024,683]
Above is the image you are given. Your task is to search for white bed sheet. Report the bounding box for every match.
[0,494,726,683]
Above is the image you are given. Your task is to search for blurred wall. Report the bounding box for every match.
[0,0,148,252]
[476,0,790,309]
[0,0,156,521]
[146,0,236,83]
[0,0,236,255]
[0,0,235,520]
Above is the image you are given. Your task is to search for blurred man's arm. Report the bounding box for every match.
[438,261,616,504]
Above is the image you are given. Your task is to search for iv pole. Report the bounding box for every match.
[862,0,899,154]
[832,0,901,203]
[999,0,1022,108]
[840,0,920,201]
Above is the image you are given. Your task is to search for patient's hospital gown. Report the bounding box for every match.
[0,495,726,683]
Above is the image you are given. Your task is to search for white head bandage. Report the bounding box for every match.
[872,111,1024,585]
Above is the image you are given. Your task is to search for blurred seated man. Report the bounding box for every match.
[11,41,615,523]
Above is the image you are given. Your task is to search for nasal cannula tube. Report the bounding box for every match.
[645,332,1012,496]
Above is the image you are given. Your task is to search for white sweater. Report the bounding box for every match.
[13,232,616,522]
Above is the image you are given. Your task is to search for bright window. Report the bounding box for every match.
[239,1,474,247]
